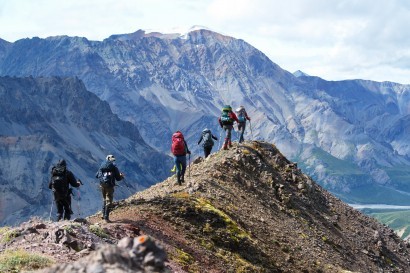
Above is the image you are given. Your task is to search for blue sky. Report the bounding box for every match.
[1,0,409,84]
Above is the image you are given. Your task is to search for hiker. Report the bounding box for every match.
[235,106,251,143]
[218,105,239,150]
[95,154,125,223]
[49,159,81,221]
[197,128,218,158]
[171,131,191,185]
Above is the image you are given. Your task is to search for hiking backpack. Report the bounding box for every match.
[220,105,233,125]
[236,107,246,123]
[98,162,116,187]
[51,165,68,194]
[171,131,186,156]
[202,129,214,147]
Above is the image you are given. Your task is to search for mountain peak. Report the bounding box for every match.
[293,70,310,77]
[107,25,228,41]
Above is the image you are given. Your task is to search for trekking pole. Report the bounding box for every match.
[122,178,133,196]
[249,120,254,140]
[188,153,191,179]
[76,188,81,217]
[76,179,83,217]
[235,125,239,142]
[218,128,222,150]
[48,193,54,222]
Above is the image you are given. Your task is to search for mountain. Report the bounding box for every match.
[1,141,409,272]
[0,28,409,206]
[0,76,172,225]
[0,38,11,60]
[293,70,310,77]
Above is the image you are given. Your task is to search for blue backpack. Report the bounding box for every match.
[236,107,246,122]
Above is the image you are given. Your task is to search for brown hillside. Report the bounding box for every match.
[95,141,410,272]
[1,141,409,273]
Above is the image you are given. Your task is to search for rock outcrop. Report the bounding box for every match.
[37,236,169,273]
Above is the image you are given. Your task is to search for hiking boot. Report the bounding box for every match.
[103,207,111,222]
[101,204,106,219]
[228,141,232,148]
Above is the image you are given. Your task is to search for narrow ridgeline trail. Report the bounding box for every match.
[1,141,409,273]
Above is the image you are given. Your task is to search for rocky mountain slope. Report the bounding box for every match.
[1,141,409,272]
[0,28,409,205]
[0,76,172,225]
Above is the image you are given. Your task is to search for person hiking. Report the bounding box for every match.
[235,105,251,143]
[218,105,239,150]
[95,154,124,223]
[48,159,81,221]
[171,131,191,185]
[197,128,218,158]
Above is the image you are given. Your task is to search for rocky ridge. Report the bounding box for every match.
[1,141,409,272]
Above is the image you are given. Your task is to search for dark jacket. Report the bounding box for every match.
[96,160,123,186]
[48,166,79,193]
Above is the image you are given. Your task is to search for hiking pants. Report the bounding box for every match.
[174,155,187,182]
[100,185,114,220]
[54,194,72,221]
[203,146,213,158]
[222,125,234,147]
[100,185,114,207]
[238,122,246,143]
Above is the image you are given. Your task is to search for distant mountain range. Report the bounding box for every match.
[0,27,409,217]
[0,76,172,225]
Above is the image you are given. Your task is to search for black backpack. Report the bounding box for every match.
[97,162,115,187]
[202,129,214,148]
[51,165,68,194]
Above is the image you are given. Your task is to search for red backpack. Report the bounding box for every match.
[171,131,186,156]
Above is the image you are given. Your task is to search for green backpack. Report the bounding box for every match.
[220,105,233,125]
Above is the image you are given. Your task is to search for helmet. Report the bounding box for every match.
[106,155,116,162]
